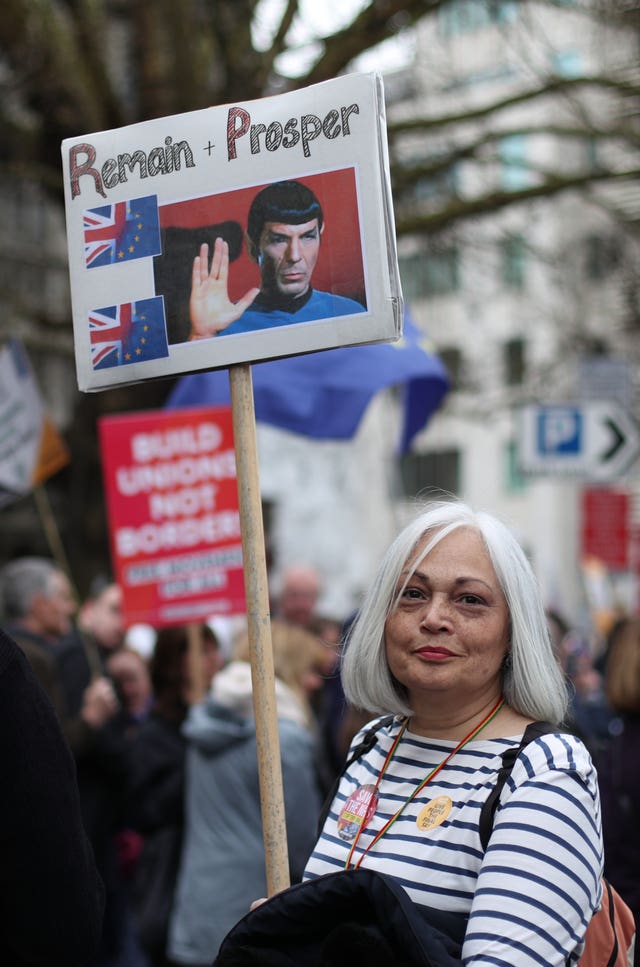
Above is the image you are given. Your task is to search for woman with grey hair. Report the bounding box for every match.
[302,499,603,965]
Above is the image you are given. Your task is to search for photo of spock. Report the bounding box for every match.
[188,179,367,340]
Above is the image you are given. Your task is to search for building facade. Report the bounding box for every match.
[259,1,640,629]
[389,0,640,632]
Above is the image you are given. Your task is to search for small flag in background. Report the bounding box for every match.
[167,308,449,452]
[83,194,161,269]
[90,296,169,370]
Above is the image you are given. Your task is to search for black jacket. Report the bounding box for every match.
[213,867,465,967]
[0,627,104,965]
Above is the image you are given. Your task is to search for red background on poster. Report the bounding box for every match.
[159,167,365,304]
[99,405,245,627]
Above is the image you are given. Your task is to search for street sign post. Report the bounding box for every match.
[518,402,640,480]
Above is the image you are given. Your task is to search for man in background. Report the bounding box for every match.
[275,563,322,631]
[56,575,148,967]
[57,576,126,713]
[0,556,118,738]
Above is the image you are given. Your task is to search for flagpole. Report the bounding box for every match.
[33,484,76,590]
[32,483,104,680]
[229,363,290,897]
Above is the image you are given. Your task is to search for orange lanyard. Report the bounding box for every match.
[345,697,505,870]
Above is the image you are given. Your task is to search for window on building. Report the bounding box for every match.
[499,135,530,191]
[399,248,460,301]
[585,137,600,173]
[492,0,519,21]
[395,152,459,207]
[439,0,518,37]
[411,160,459,204]
[584,233,621,280]
[438,347,463,389]
[501,234,526,289]
[443,64,517,92]
[424,248,460,295]
[551,49,582,78]
[504,440,528,494]
[504,338,526,386]
[399,449,461,498]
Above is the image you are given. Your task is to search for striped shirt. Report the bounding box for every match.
[304,716,603,966]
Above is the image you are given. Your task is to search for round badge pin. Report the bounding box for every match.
[416,795,453,831]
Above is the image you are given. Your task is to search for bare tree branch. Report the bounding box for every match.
[300,0,448,86]
[391,122,639,194]
[258,0,300,87]
[395,167,640,235]
[387,74,640,136]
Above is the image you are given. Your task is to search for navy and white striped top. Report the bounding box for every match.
[304,716,603,966]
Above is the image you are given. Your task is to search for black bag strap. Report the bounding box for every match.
[317,714,395,836]
[479,720,561,851]
[602,878,620,967]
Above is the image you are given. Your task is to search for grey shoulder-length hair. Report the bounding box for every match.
[341,500,568,724]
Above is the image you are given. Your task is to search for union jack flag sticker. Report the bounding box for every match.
[89,296,169,370]
[83,195,161,269]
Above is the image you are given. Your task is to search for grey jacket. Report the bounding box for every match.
[167,662,323,964]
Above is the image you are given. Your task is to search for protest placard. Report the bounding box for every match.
[0,340,70,507]
[64,72,403,896]
[98,405,245,627]
[62,73,402,392]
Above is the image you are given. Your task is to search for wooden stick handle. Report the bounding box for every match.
[229,364,290,896]
[187,623,206,705]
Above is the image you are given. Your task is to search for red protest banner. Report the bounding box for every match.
[99,405,245,627]
[581,487,630,571]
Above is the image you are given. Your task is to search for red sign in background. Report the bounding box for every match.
[581,487,630,571]
[99,405,245,627]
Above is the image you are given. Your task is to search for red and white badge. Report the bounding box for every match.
[337,783,378,842]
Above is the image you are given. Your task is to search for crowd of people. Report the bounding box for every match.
[1,499,639,966]
[0,555,345,966]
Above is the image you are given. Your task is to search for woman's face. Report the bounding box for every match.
[384,527,510,709]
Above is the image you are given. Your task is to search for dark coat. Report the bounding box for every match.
[0,626,104,965]
[126,710,187,959]
[599,713,640,922]
[213,867,465,967]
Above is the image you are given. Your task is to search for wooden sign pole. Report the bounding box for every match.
[229,363,290,896]
[187,622,206,705]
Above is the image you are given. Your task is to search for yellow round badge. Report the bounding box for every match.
[416,795,453,831]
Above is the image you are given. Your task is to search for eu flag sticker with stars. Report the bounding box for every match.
[83,195,161,269]
[89,296,169,370]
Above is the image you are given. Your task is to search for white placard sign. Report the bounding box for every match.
[61,73,402,392]
[0,340,69,506]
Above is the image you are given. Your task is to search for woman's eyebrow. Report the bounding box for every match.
[399,568,429,585]
[402,568,495,592]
